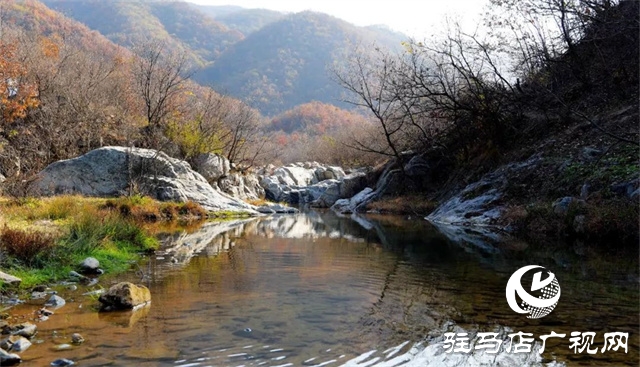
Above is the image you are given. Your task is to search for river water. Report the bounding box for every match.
[4,212,639,366]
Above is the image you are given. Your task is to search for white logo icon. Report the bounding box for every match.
[506,265,561,319]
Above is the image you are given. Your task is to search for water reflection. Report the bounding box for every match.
[4,212,638,366]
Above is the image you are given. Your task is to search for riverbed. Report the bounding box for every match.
[3,212,638,366]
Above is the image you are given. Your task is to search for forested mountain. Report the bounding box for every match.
[193,5,284,35]
[35,0,408,117]
[197,11,408,116]
[41,0,243,66]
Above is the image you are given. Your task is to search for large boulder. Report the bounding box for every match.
[192,153,230,183]
[0,271,21,286]
[98,282,151,311]
[33,147,256,213]
[315,172,367,207]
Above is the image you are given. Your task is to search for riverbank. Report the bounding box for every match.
[0,195,250,288]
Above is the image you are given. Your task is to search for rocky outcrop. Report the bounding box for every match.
[219,172,265,201]
[258,163,364,207]
[98,282,151,311]
[192,153,230,183]
[426,155,542,227]
[33,147,256,214]
[0,271,21,286]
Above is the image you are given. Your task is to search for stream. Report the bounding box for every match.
[3,212,638,366]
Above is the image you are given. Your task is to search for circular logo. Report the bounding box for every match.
[505,265,560,319]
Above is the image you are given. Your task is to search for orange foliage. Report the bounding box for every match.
[0,42,39,123]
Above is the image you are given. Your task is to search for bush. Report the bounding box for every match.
[0,227,55,267]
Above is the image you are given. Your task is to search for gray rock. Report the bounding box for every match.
[45,295,66,309]
[79,257,100,274]
[573,215,586,234]
[2,336,32,352]
[552,196,584,215]
[192,153,230,182]
[11,322,37,338]
[257,204,298,214]
[68,271,86,279]
[33,147,256,214]
[403,154,430,176]
[0,348,21,366]
[71,333,84,344]
[581,146,602,162]
[51,358,75,366]
[53,344,72,351]
[610,179,639,199]
[219,172,265,201]
[331,188,376,214]
[0,271,21,286]
[580,183,590,199]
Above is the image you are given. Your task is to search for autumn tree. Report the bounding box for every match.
[0,42,39,123]
[132,40,192,148]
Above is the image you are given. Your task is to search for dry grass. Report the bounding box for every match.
[366,195,438,215]
[0,227,56,266]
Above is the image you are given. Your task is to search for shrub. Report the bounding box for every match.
[0,227,55,267]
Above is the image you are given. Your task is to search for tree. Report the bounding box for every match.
[0,41,39,123]
[132,40,192,147]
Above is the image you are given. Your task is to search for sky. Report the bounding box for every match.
[186,0,489,39]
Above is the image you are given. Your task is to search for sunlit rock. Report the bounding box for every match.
[98,282,151,311]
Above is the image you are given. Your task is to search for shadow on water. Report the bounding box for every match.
[4,212,638,366]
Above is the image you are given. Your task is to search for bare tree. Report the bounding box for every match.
[132,40,192,147]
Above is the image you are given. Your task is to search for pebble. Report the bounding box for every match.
[51,358,75,367]
[53,343,72,351]
[71,333,85,344]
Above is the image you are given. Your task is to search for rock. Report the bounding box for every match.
[192,153,230,182]
[11,322,37,338]
[610,179,639,199]
[79,257,100,275]
[32,285,47,292]
[581,146,602,162]
[257,204,298,214]
[33,146,256,214]
[580,183,590,199]
[98,282,151,310]
[0,348,21,366]
[0,271,21,286]
[71,333,84,344]
[573,215,586,234]
[1,335,32,352]
[331,187,376,214]
[53,344,72,351]
[552,196,584,215]
[30,291,48,300]
[68,271,86,279]
[51,358,75,366]
[314,173,368,208]
[45,295,66,309]
[427,174,506,226]
[219,172,265,201]
[403,154,430,176]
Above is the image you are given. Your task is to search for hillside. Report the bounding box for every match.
[194,5,284,35]
[41,0,243,66]
[196,11,408,116]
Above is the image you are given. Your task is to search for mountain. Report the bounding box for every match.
[193,5,284,35]
[41,0,243,66]
[197,11,408,116]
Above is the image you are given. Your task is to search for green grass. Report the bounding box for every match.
[0,195,205,289]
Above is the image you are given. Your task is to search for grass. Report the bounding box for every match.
[0,195,210,289]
